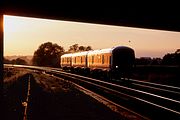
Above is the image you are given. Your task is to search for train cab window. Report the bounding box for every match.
[102,55,104,64]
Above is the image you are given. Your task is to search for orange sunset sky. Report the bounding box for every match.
[3,15,180,58]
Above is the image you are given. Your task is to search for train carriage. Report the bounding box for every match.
[87,48,112,71]
[60,53,72,70]
[60,46,135,79]
[71,51,89,74]
[71,51,89,68]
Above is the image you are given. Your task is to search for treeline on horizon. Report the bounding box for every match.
[4,42,93,67]
[4,42,180,67]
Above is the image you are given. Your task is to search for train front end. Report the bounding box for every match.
[111,46,135,79]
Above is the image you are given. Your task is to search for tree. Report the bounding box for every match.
[175,49,180,54]
[135,57,152,65]
[32,42,64,67]
[10,58,28,65]
[3,57,11,64]
[68,44,93,53]
[162,49,180,65]
[15,58,28,65]
[79,46,85,51]
[86,46,93,51]
[68,44,79,52]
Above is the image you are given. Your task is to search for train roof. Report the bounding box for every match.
[61,46,134,58]
[61,53,73,58]
[88,46,134,55]
[61,51,89,58]
[112,46,134,50]
[71,51,89,57]
[87,48,113,55]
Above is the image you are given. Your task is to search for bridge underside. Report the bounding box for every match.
[2,1,180,32]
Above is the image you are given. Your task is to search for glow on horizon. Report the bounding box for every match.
[4,15,180,58]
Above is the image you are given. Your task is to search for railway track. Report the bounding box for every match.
[113,78,180,101]
[49,68,180,120]
[4,64,180,119]
[22,75,31,120]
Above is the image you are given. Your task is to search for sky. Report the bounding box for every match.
[3,15,180,58]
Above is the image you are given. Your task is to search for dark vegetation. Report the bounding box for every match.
[133,49,180,86]
[4,57,28,65]
[4,42,93,67]
[31,42,92,67]
[68,43,93,53]
[135,49,180,66]
[132,65,180,87]
[32,42,65,67]
[3,68,124,120]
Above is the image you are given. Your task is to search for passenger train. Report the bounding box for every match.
[60,46,135,80]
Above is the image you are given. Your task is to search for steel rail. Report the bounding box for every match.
[128,78,180,92]
[51,69,180,104]
[49,70,180,119]
[22,75,31,120]
[55,70,180,114]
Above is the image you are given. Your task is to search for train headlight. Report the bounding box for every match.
[116,66,118,68]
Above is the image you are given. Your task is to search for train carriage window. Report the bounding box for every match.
[92,56,94,64]
[81,57,82,63]
[67,58,69,63]
[98,55,101,63]
[102,55,104,64]
[75,57,76,63]
[82,56,85,63]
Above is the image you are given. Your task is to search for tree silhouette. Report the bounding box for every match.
[79,46,85,51]
[3,57,11,64]
[175,49,180,54]
[86,46,93,51]
[162,49,180,65]
[68,44,79,52]
[10,58,28,65]
[68,44,93,52]
[32,42,64,67]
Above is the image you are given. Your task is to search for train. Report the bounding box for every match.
[60,46,135,80]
